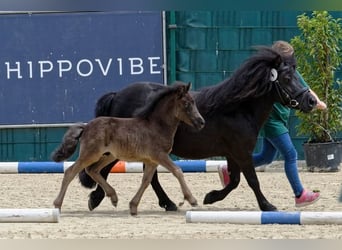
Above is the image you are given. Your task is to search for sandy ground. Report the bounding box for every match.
[0,168,341,239]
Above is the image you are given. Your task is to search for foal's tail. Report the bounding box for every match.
[51,123,85,162]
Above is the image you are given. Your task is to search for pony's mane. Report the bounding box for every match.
[197,47,284,114]
[133,83,182,119]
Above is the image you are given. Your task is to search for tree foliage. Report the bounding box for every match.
[291,11,342,142]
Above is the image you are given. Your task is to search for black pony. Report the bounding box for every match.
[79,47,317,212]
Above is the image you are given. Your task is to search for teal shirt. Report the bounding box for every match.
[261,71,309,138]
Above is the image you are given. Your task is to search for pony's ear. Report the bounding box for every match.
[272,53,283,69]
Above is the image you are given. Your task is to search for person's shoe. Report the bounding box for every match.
[218,164,230,187]
[295,189,320,207]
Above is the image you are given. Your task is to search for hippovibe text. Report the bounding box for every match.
[1,56,162,79]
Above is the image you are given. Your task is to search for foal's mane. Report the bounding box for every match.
[133,83,182,119]
[196,47,284,114]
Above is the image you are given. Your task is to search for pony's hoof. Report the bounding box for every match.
[159,201,178,212]
[261,203,277,211]
[88,199,97,211]
[203,190,220,205]
[165,204,178,211]
[88,191,105,211]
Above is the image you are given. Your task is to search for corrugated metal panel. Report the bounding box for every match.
[218,50,251,72]
[236,11,262,26]
[192,50,218,72]
[175,72,195,86]
[194,72,223,89]
[218,28,240,50]
[0,127,77,161]
[176,50,191,72]
[176,11,213,27]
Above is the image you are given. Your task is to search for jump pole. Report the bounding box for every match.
[185,211,342,225]
[111,160,226,173]
[0,160,226,173]
[0,208,60,223]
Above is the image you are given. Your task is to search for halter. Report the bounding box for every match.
[270,68,309,108]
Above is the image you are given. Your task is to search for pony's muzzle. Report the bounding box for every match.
[309,95,317,108]
[301,93,317,113]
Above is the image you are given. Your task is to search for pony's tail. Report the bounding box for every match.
[78,167,96,188]
[51,124,85,162]
[95,92,116,117]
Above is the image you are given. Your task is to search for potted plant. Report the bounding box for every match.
[291,11,342,172]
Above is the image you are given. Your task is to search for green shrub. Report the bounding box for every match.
[291,11,342,142]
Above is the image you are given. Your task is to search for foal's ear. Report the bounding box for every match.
[176,82,190,98]
[186,82,191,92]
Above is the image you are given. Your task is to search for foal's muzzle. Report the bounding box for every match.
[193,117,205,130]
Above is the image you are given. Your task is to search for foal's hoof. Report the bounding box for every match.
[130,211,138,216]
[179,198,198,207]
[110,197,118,208]
[54,206,62,212]
[191,201,198,207]
[189,198,198,207]
[53,201,62,210]
[129,202,138,216]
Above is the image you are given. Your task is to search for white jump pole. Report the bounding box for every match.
[186,211,342,225]
[0,208,60,223]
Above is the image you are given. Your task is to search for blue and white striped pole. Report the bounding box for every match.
[0,162,74,173]
[0,160,226,173]
[185,211,342,225]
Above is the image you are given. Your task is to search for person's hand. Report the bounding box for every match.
[308,89,327,110]
[316,100,327,110]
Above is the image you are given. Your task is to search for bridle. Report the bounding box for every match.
[270,68,310,108]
